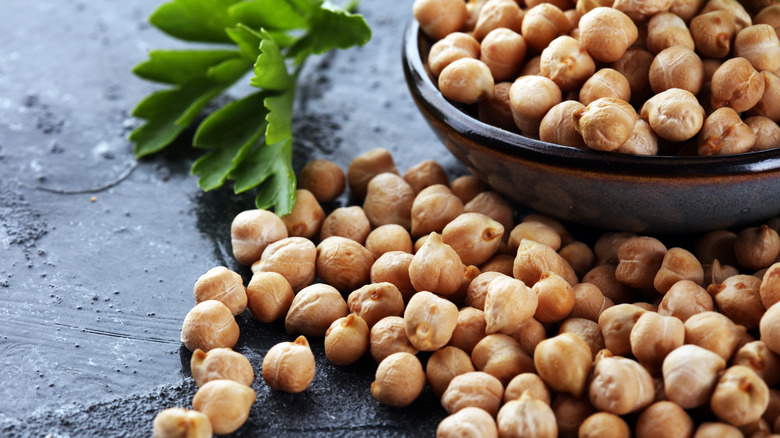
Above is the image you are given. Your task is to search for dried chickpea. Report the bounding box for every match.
[436,407,498,438]
[559,317,605,358]
[615,118,660,155]
[694,422,743,438]
[152,408,212,438]
[347,148,399,202]
[559,242,595,280]
[570,282,613,321]
[711,365,770,427]
[442,212,503,266]
[252,236,316,292]
[363,172,415,230]
[594,231,638,265]
[428,32,481,77]
[262,335,316,393]
[598,303,647,356]
[539,100,587,148]
[749,71,780,123]
[700,0,752,32]
[696,229,738,265]
[551,394,596,437]
[370,251,415,301]
[347,283,404,329]
[635,401,695,438]
[480,254,515,276]
[615,236,667,289]
[509,317,547,357]
[230,209,288,266]
[662,344,726,409]
[466,271,502,310]
[710,57,766,113]
[193,266,247,316]
[734,24,780,73]
[573,97,638,151]
[246,271,294,323]
[427,346,476,399]
[320,206,371,244]
[404,160,449,194]
[579,7,638,63]
[761,302,780,355]
[191,348,254,388]
[733,340,780,387]
[497,392,558,438]
[685,310,747,360]
[441,371,504,416]
[658,279,714,321]
[761,263,780,308]
[192,379,255,435]
[709,274,765,328]
[641,88,705,142]
[504,373,551,404]
[409,232,464,296]
[532,271,575,323]
[630,311,685,371]
[736,225,780,271]
[747,116,780,151]
[690,11,737,58]
[755,4,780,34]
[703,259,740,288]
[649,46,704,95]
[670,0,707,22]
[298,159,345,203]
[766,389,780,425]
[473,0,524,41]
[413,0,468,40]
[578,412,631,438]
[588,356,655,415]
[280,189,324,239]
[698,107,757,155]
[522,213,572,245]
[654,247,704,294]
[438,58,495,104]
[514,238,578,287]
[364,225,412,260]
[450,175,489,204]
[484,275,538,334]
[471,333,535,385]
[404,291,459,351]
[521,3,571,52]
[181,300,240,352]
[539,36,595,92]
[372,352,426,407]
[324,314,370,366]
[646,12,695,54]
[508,221,561,253]
[579,68,631,106]
[448,307,487,355]
[284,283,349,337]
[519,55,542,76]
[509,75,563,136]
[411,185,464,238]
[370,316,418,363]
[480,28,526,82]
[611,48,654,103]
[534,333,592,397]
[316,236,373,292]
[464,191,514,234]
[582,264,635,304]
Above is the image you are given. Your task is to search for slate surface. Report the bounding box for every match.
[0,1,466,436]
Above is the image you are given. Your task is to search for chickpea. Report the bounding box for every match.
[480,254,515,276]
[230,209,288,266]
[440,371,504,416]
[611,48,654,103]
[192,379,255,435]
[448,307,487,355]
[761,302,780,355]
[594,231,637,266]
[534,333,592,397]
[181,300,240,352]
[484,275,538,334]
[576,0,613,16]
[514,238,578,287]
[649,46,704,95]
[519,55,542,76]
[734,24,780,73]
[372,352,426,407]
[570,282,613,321]
[703,259,740,288]
[532,271,575,323]
[696,229,738,265]
[280,189,324,239]
[658,279,714,321]
[551,394,596,437]
[578,412,631,438]
[636,401,695,438]
[508,317,547,357]
[695,422,744,438]
[320,206,371,244]
[190,348,254,388]
[747,116,780,151]
[558,242,595,280]
[509,75,563,136]
[690,11,737,58]
[363,172,415,230]
[521,3,571,52]
[646,12,695,55]
[298,159,345,203]
[670,0,707,22]
[246,271,294,323]
[700,0,752,32]
[346,148,399,201]
[413,0,468,40]
[710,274,765,328]
[760,263,780,309]
[631,312,685,372]
[497,392,558,438]
[409,232,464,296]
[589,356,655,415]
[578,68,631,107]
[685,311,747,361]
[370,316,418,363]
[479,28,526,82]
[615,236,667,289]
[450,175,489,204]
[559,317,605,358]
[583,264,635,304]
[508,221,561,253]
[436,406,498,438]
[347,282,404,330]
[428,32,481,77]
[711,365,770,427]
[464,191,514,234]
[654,248,704,294]
[504,373,551,404]
[736,225,780,271]
[438,58,494,105]
[364,226,411,260]
[403,160,449,194]
[573,97,638,151]
[442,212,503,266]
[411,185,464,238]
[316,236,373,292]
[579,7,638,63]
[262,335,316,393]
[539,36,595,92]
[765,389,780,426]
[641,88,705,142]
[193,266,247,317]
[539,100,587,148]
[473,0,524,41]
[426,346,476,399]
[284,283,349,337]
[662,344,726,408]
[733,340,780,387]
[598,303,647,356]
[698,107,757,155]
[404,291,459,351]
[471,333,535,385]
[152,408,212,438]
[710,57,766,113]
[615,118,660,155]
[253,236,316,292]
[324,314,370,366]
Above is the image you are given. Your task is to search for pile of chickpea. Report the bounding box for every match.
[149,147,780,437]
[414,0,780,155]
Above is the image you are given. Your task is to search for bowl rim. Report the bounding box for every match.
[402,19,780,177]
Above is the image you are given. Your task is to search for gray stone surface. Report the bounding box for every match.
[0,1,463,436]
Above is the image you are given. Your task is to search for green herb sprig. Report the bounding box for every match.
[130,0,371,215]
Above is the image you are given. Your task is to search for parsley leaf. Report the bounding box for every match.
[130,0,371,215]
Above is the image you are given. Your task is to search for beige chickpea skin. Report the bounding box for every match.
[438,58,494,105]
[181,300,240,353]
[262,335,316,393]
[346,148,399,201]
[711,365,770,427]
[710,57,766,113]
[484,274,538,334]
[504,373,551,404]
[413,0,468,40]
[440,371,504,416]
[570,282,613,321]
[733,340,780,387]
[690,11,737,58]
[514,238,578,287]
[479,254,515,276]
[648,46,704,95]
[698,107,757,155]
[280,189,324,239]
[245,271,294,323]
[582,264,635,304]
[615,118,659,155]
[230,209,288,266]
[708,274,765,329]
[298,159,345,203]
[694,422,743,438]
[480,28,526,82]
[370,316,418,363]
[663,344,726,409]
[411,185,464,238]
[746,116,780,151]
[554,394,598,435]
[735,225,780,271]
[409,232,464,296]
[404,290,459,351]
[284,283,349,337]
[589,356,655,415]
[191,348,254,388]
[615,236,667,289]
[404,159,450,194]
[641,88,705,142]
[532,271,575,323]
[684,311,748,361]
[442,212,504,266]
[540,36,595,92]
[471,333,535,385]
[598,303,647,356]
[559,317,605,358]
[448,307,487,356]
[508,221,561,253]
[573,97,638,152]
[252,236,316,292]
[654,247,704,294]
[320,206,371,244]
[464,191,514,234]
[509,75,562,136]
[630,311,685,372]
[761,302,780,355]
[363,172,415,230]
[635,401,695,438]
[748,71,780,123]
[658,279,714,321]
[578,412,630,438]
[733,24,780,73]
[700,0,752,32]
[535,333,592,397]
[436,406,498,438]
[497,392,558,438]
[539,100,587,148]
[426,346,476,399]
[610,48,654,103]
[761,262,780,308]
[316,236,374,293]
[152,408,212,438]
[371,352,426,407]
[473,0,524,41]
[193,266,247,316]
[192,379,256,435]
[324,314,370,366]
[579,7,638,63]
[428,32,481,77]
[450,175,489,204]
[347,282,405,329]
[646,12,695,55]
[579,68,631,106]
[521,3,571,52]
[365,224,413,260]
[370,251,415,301]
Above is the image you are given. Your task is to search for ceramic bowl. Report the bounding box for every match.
[402,20,780,234]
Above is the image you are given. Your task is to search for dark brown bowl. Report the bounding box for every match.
[402,19,780,234]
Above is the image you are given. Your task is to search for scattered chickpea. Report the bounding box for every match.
[152,408,212,438]
[280,189,324,239]
[698,107,757,155]
[411,185,464,238]
[428,32,481,77]
[464,190,515,233]
[654,247,704,294]
[193,266,247,316]
[190,348,254,388]
[262,335,316,393]
[735,225,780,271]
[181,300,240,352]
[534,333,592,397]
[578,7,638,63]
[640,88,705,142]
[471,333,535,385]
[192,379,256,435]
[684,310,748,361]
[404,291,459,351]
[438,58,494,104]
[570,282,613,321]
[615,236,667,289]
[658,279,714,322]
[598,303,647,356]
[559,241,595,280]
[559,317,605,358]
[316,236,374,292]
[370,316,418,363]
[484,274,538,334]
[284,283,349,337]
[450,175,489,204]
[245,271,294,323]
[298,159,345,203]
[589,356,655,415]
[504,373,551,405]
[532,271,576,323]
[413,0,468,40]
[711,365,770,427]
[573,97,638,151]
[709,274,766,329]
[578,412,631,438]
[320,206,371,244]
[539,100,587,148]
[325,314,370,366]
[497,392,558,438]
[710,57,766,113]
[448,306,487,355]
[509,75,562,136]
[663,344,726,409]
[436,406,498,438]
[441,371,504,416]
[363,172,415,230]
[370,251,415,302]
[230,209,288,266]
[426,346,476,399]
[594,231,638,266]
[514,238,578,287]
[346,148,399,201]
[409,232,464,296]
[347,282,404,329]
[371,352,426,407]
[636,401,695,438]
[442,212,504,266]
[646,12,695,55]
[252,236,317,292]
[508,221,561,253]
[630,311,685,372]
